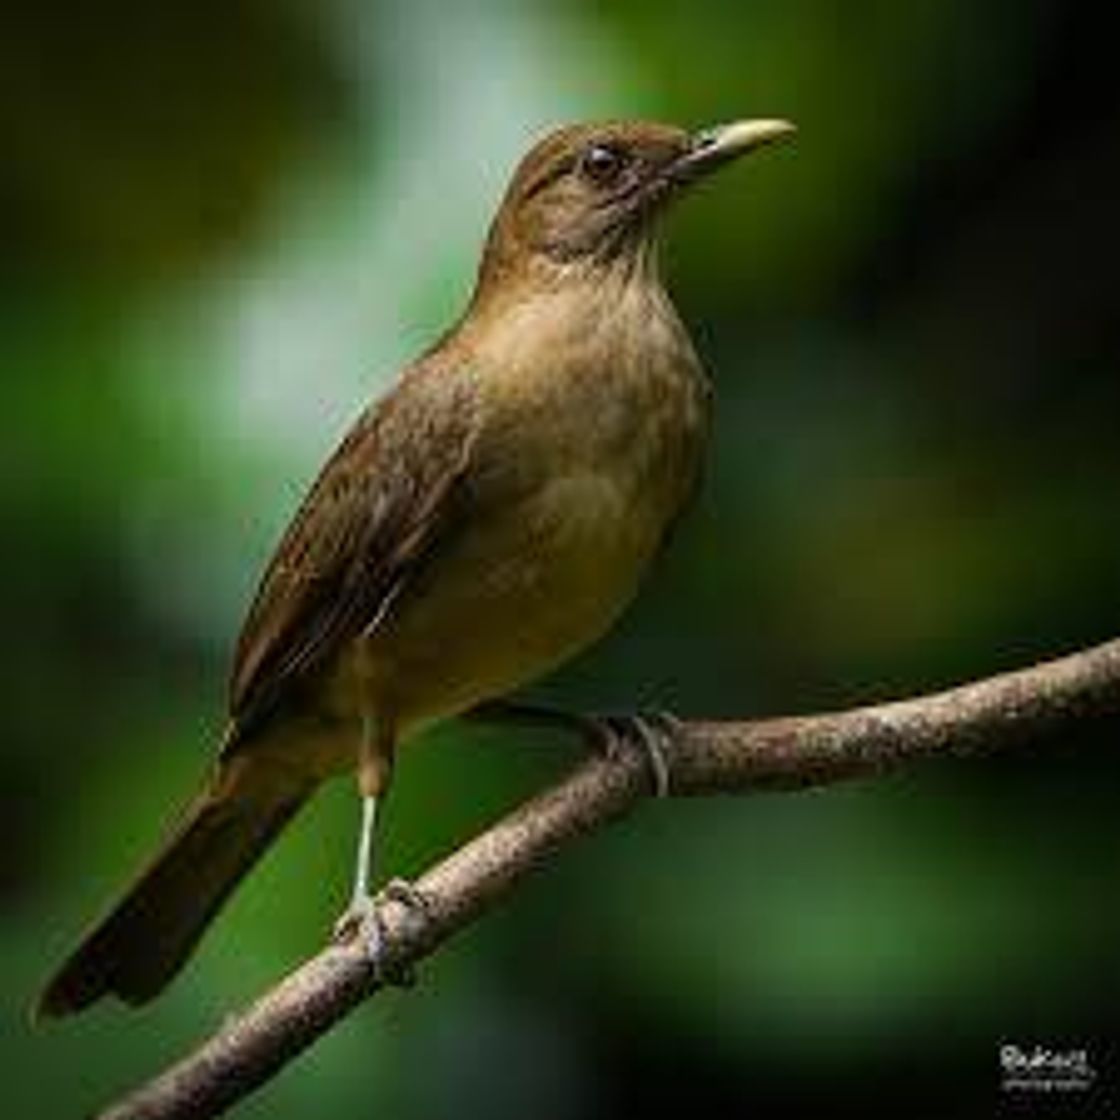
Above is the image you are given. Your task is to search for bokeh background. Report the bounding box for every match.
[4,1,1118,1115]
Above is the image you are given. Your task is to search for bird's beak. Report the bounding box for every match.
[668,118,796,184]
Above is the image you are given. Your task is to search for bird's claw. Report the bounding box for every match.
[379,877,433,924]
[331,878,430,988]
[332,892,375,946]
[588,710,679,798]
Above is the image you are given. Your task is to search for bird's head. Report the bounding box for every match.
[476,118,794,290]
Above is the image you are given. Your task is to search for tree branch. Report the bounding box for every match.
[98,638,1120,1120]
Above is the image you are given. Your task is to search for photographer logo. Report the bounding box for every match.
[1000,1043,1095,1093]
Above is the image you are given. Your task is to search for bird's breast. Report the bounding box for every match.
[475,276,710,508]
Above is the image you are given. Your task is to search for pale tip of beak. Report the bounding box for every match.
[697,118,796,157]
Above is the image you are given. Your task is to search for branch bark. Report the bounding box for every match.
[98,638,1120,1120]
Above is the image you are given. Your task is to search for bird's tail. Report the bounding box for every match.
[33,753,312,1021]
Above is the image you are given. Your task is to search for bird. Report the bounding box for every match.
[35,116,794,1020]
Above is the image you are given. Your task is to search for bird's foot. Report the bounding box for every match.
[331,891,380,953]
[331,878,431,987]
[586,710,680,798]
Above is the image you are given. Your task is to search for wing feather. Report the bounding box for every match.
[227,360,478,742]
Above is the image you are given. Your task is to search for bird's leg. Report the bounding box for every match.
[349,777,379,912]
[464,700,678,798]
[333,712,391,942]
[332,713,427,984]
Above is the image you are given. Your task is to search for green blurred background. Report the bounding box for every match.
[4,1,1118,1115]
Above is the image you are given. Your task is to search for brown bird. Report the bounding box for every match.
[35,117,794,1019]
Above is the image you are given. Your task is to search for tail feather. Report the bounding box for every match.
[34,760,311,1021]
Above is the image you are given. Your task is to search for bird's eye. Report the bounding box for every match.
[579,144,627,185]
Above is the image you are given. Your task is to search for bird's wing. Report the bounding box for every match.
[226,359,479,744]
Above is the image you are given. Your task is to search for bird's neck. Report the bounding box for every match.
[462,234,666,336]
[447,234,699,405]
